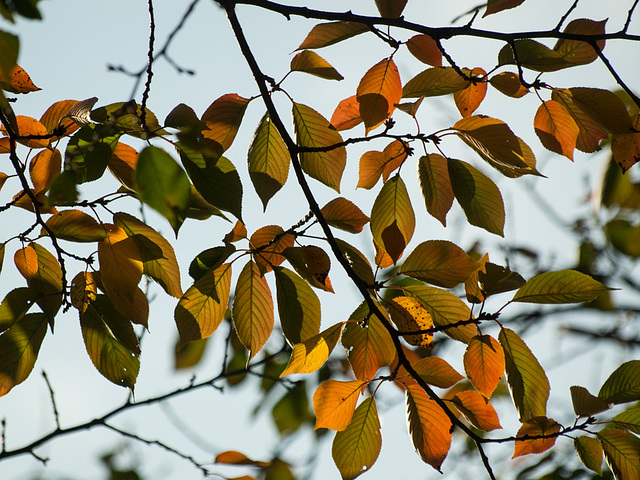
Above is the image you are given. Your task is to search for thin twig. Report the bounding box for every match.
[41,371,61,430]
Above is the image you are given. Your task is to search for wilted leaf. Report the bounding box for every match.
[598,360,640,405]
[412,356,464,389]
[291,50,343,80]
[297,22,368,50]
[418,154,453,226]
[512,270,609,304]
[388,296,433,347]
[406,35,442,67]
[281,322,345,376]
[201,93,251,152]
[452,390,502,431]
[513,417,561,457]
[321,197,369,234]
[464,335,505,398]
[574,436,603,475]
[274,266,321,345]
[313,379,367,430]
[534,100,580,160]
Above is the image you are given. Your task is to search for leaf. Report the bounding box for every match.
[598,360,640,405]
[29,148,61,194]
[448,158,505,236]
[554,19,607,66]
[297,22,368,50]
[400,240,478,288]
[91,101,167,137]
[248,113,290,209]
[478,262,526,297]
[321,197,369,234]
[201,93,250,152]
[484,0,526,16]
[332,396,382,480]
[174,263,232,350]
[499,327,550,422]
[250,225,295,275]
[189,245,236,282]
[81,301,140,389]
[281,322,345,376]
[14,245,38,281]
[66,124,121,183]
[0,30,19,83]
[215,451,270,467]
[454,68,487,117]
[114,212,183,298]
[381,140,408,181]
[612,115,640,173]
[108,142,138,190]
[134,146,190,234]
[402,67,468,98]
[512,270,609,304]
[174,338,209,370]
[551,89,608,153]
[0,313,47,397]
[412,356,464,389]
[232,260,274,359]
[453,115,540,177]
[11,115,49,148]
[291,50,343,80]
[418,154,453,226]
[406,35,442,67]
[0,288,37,334]
[357,150,387,190]
[334,239,375,287]
[598,429,640,480]
[570,385,612,417]
[39,99,80,140]
[70,271,98,315]
[46,171,77,206]
[164,103,203,132]
[272,382,310,434]
[356,58,402,132]
[15,243,63,321]
[45,209,108,242]
[283,245,334,293]
[452,390,502,431]
[513,417,561,458]
[612,407,640,435]
[274,266,321,345]
[293,102,346,192]
[342,301,395,381]
[330,95,363,131]
[313,379,367,430]
[403,285,476,343]
[84,295,140,355]
[489,72,529,98]
[405,384,453,472]
[574,436,603,475]
[464,335,505,398]
[498,40,571,72]
[388,296,433,348]
[374,0,407,17]
[370,175,415,264]
[534,100,580,160]
[566,87,633,135]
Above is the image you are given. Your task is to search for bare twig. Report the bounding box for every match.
[41,371,61,430]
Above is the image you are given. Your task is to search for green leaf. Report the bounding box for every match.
[0,313,47,397]
[400,240,478,288]
[370,175,415,264]
[447,158,505,236]
[272,382,310,435]
[291,50,344,80]
[83,295,140,355]
[598,429,640,480]
[232,260,274,359]
[612,407,640,435]
[174,263,232,350]
[332,397,382,480]
[293,102,346,192]
[512,270,609,304]
[599,361,640,405]
[248,113,290,210]
[334,239,375,286]
[80,302,139,389]
[0,288,36,333]
[91,101,167,138]
[0,30,19,82]
[188,245,236,282]
[44,209,108,242]
[499,327,550,422]
[418,154,453,227]
[574,436,603,475]
[46,171,78,206]
[498,40,572,72]
[134,146,191,234]
[402,67,468,98]
[66,124,121,183]
[274,266,321,346]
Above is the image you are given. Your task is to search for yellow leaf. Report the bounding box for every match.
[357,150,386,190]
[283,245,334,292]
[70,271,98,314]
[297,21,368,50]
[291,50,343,81]
[321,197,369,234]
[2,65,40,94]
[14,245,38,281]
[452,390,502,431]
[513,417,561,458]
[412,356,464,389]
[11,115,49,149]
[313,379,367,430]
[356,58,402,132]
[29,148,61,194]
[45,210,109,242]
[534,100,580,160]
[598,428,640,480]
[281,322,345,376]
[464,334,505,398]
[388,296,433,348]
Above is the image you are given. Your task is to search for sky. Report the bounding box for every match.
[1,1,639,479]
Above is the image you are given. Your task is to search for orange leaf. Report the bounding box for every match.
[224,220,247,243]
[330,95,363,131]
[484,0,525,16]
[0,137,9,153]
[29,148,61,194]
[11,116,49,149]
[513,417,561,458]
[406,35,442,67]
[45,210,109,243]
[313,379,367,430]
[381,140,407,181]
[215,450,270,468]
[489,72,529,98]
[357,150,386,189]
[14,245,38,281]
[250,225,295,275]
[412,356,464,389]
[534,100,580,160]
[201,94,250,153]
[454,68,487,117]
[612,115,640,173]
[554,19,607,66]
[291,50,343,81]
[464,334,505,398]
[281,322,345,376]
[321,197,369,234]
[4,65,40,94]
[297,22,368,50]
[551,90,607,153]
[452,390,502,431]
[39,99,80,140]
[388,296,433,348]
[108,142,138,190]
[356,58,402,132]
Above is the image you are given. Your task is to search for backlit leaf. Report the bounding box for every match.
[554,19,607,66]
[175,263,232,350]
[512,270,609,304]
[0,288,36,334]
[484,0,525,16]
[534,100,579,160]
[66,124,121,183]
[334,239,375,287]
[402,67,468,98]
[406,35,442,67]
[464,335,505,398]
[570,385,612,417]
[566,87,633,135]
[29,148,61,194]
[412,356,464,389]
[400,240,478,288]
[330,96,363,131]
[418,154,453,226]
[108,142,137,190]
[224,220,247,244]
[17,243,62,321]
[201,94,250,152]
[248,113,290,209]
[70,271,98,315]
[313,379,367,430]
[551,89,608,153]
[281,322,345,376]
[513,417,561,457]
[232,260,274,359]
[0,313,47,397]
[283,245,333,292]
[575,436,603,475]
[342,301,395,381]
[293,102,346,192]
[332,396,382,480]
[454,68,487,117]
[14,245,38,281]
[405,384,453,472]
[84,295,140,355]
[370,175,415,264]
[45,210,108,242]
[91,101,167,137]
[452,390,502,431]
[356,58,402,132]
[297,22,368,50]
[250,225,295,275]
[499,327,550,422]
[598,429,640,480]
[164,103,203,132]
[381,140,407,181]
[448,158,505,236]
[498,40,571,72]
[134,146,190,234]
[598,360,640,405]
[291,50,343,80]
[374,0,407,17]
[189,245,236,282]
[321,197,369,234]
[612,406,640,435]
[357,150,387,190]
[489,72,529,98]
[174,338,209,370]
[215,450,270,467]
[388,296,433,348]
[11,115,49,148]
[612,115,640,173]
[39,99,80,140]
[479,262,526,297]
[274,266,321,345]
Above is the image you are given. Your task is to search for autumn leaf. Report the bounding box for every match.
[574,436,603,475]
[554,19,607,66]
[512,270,609,304]
[335,239,375,286]
[611,406,640,435]
[321,197,369,234]
[70,271,98,315]
[489,72,529,98]
[10,115,49,149]
[283,245,333,292]
[14,243,62,321]
[374,0,407,17]
[484,0,526,16]
[281,322,345,376]
[29,148,61,194]
[357,150,387,190]
[297,22,368,50]
[513,417,561,458]
[330,95,363,131]
[406,35,442,66]
[498,39,571,72]
[201,93,250,152]
[215,450,270,467]
[452,390,502,431]
[400,240,478,288]
[612,114,640,172]
[108,142,138,190]
[291,50,343,80]
[551,89,608,153]
[45,209,109,242]
[403,67,468,98]
[356,58,402,132]
[418,154,453,226]
[250,225,295,275]
[388,296,434,347]
[1,65,39,94]
[313,379,367,430]
[598,428,640,480]
[464,335,505,398]
[598,360,640,405]
[39,99,80,140]
[274,266,321,346]
[570,385,611,417]
[454,68,487,117]
[534,100,580,160]
[412,356,464,389]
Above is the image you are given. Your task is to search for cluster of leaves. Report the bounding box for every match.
[1,0,640,479]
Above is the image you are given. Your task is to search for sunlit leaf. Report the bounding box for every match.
[232,260,274,359]
[452,390,502,431]
[313,379,367,430]
[291,50,343,80]
[330,95,363,131]
[11,115,49,148]
[0,288,37,334]
[356,58,402,132]
[297,22,368,50]
[454,68,487,117]
[215,450,270,467]
[598,360,640,405]
[388,296,433,348]
[554,19,607,66]
[406,35,442,67]
[250,225,295,276]
[108,142,137,190]
[612,115,640,173]
[512,417,561,458]
[29,148,61,194]
[281,322,345,376]
[274,266,321,345]
[574,436,603,475]
[381,140,408,181]
[39,99,80,141]
[16,243,62,321]
[512,270,609,304]
[412,356,464,389]
[499,327,550,421]
[612,406,640,435]
[357,150,387,190]
[566,87,633,134]
[201,93,250,152]
[570,386,611,417]
[417,154,453,226]
[334,239,375,287]
[321,197,369,234]
[551,89,608,153]
[175,263,232,350]
[484,0,525,16]
[489,72,529,98]
[332,396,382,480]
[224,220,247,244]
[598,428,640,480]
[283,245,333,293]
[44,209,108,243]
[70,271,98,315]
[498,40,571,72]
[0,65,36,94]
[534,100,580,160]
[464,335,505,398]
[400,240,478,288]
[402,67,468,98]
